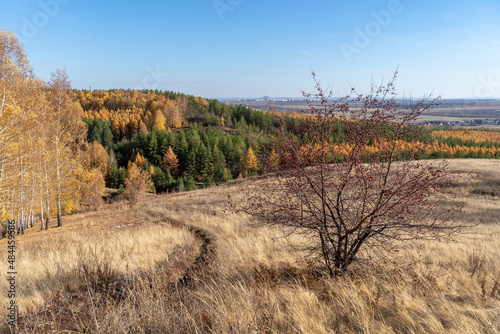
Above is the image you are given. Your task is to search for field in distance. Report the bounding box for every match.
[1,159,499,333]
[238,99,500,128]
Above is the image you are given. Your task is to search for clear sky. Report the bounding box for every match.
[1,0,499,98]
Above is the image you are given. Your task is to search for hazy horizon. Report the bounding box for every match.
[1,0,499,99]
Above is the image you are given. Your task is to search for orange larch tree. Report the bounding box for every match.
[162,146,179,177]
[123,162,152,205]
[242,148,259,174]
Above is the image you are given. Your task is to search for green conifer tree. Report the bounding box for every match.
[148,132,161,166]
[212,144,226,171]
[185,148,197,176]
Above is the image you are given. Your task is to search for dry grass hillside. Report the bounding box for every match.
[1,159,500,333]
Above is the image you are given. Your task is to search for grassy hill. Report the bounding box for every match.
[1,159,499,333]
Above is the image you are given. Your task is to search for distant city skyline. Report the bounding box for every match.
[1,0,499,99]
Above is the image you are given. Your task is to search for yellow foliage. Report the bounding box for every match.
[162,146,179,176]
[134,153,147,170]
[139,120,148,133]
[269,149,280,170]
[242,148,259,173]
[78,168,105,208]
[88,142,109,177]
[433,130,500,144]
[124,162,153,204]
[199,97,210,110]
[153,109,166,130]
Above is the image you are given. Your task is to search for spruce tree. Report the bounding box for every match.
[151,166,168,193]
[196,143,210,178]
[164,169,175,192]
[109,164,121,188]
[185,148,197,176]
[148,132,161,166]
[102,127,114,149]
[212,144,226,171]
[185,176,196,191]
[177,177,185,192]
[176,131,189,169]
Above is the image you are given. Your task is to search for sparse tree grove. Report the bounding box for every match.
[0,30,104,234]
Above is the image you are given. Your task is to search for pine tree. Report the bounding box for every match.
[205,176,215,187]
[102,126,114,149]
[109,164,121,188]
[119,167,127,185]
[212,144,226,171]
[151,166,168,193]
[157,130,170,155]
[239,116,247,130]
[196,143,211,178]
[232,143,243,166]
[164,170,176,191]
[148,132,161,166]
[185,176,196,191]
[177,177,185,192]
[176,131,189,171]
[207,145,214,176]
[185,148,197,176]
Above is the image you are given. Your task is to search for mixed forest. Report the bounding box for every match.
[1,28,500,236]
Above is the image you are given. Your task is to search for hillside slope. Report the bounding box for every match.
[1,159,500,333]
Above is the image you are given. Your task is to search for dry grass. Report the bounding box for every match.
[1,159,500,333]
[0,201,198,316]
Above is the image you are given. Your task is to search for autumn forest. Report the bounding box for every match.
[1,28,500,237]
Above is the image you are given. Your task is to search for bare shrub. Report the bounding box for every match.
[246,71,468,276]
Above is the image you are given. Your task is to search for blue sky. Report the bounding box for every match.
[1,0,499,98]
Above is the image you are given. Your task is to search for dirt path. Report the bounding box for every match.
[10,211,217,333]
[162,216,217,286]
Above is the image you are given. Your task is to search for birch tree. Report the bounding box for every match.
[47,68,86,227]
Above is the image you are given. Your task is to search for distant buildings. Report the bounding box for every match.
[418,119,500,127]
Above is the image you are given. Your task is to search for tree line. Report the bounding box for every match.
[98,123,263,196]
[79,89,274,196]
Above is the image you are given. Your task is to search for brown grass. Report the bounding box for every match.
[0,201,198,316]
[1,159,500,333]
